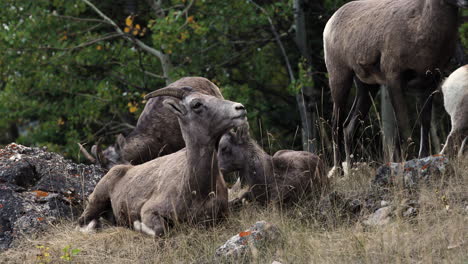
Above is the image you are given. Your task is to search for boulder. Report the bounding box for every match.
[363,206,393,226]
[215,221,281,259]
[374,155,449,188]
[0,143,105,250]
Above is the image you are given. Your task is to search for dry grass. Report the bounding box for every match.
[1,159,467,264]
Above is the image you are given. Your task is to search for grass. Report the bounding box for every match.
[1,158,467,264]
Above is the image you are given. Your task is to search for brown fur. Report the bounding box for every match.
[218,125,329,206]
[82,77,224,169]
[323,0,464,174]
[78,88,247,236]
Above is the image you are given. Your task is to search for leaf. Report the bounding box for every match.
[239,231,251,237]
[125,16,133,27]
[71,248,81,255]
[32,190,49,197]
[124,27,130,33]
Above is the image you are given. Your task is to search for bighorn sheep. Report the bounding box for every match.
[323,0,467,176]
[80,77,224,169]
[217,124,328,206]
[440,65,468,157]
[77,86,247,236]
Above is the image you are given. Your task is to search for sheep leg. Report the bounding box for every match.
[418,85,436,158]
[459,136,467,158]
[77,181,110,228]
[343,78,379,171]
[441,130,465,157]
[329,67,354,177]
[386,78,411,161]
[139,209,169,237]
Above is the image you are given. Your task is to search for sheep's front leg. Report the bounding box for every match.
[135,209,169,237]
[386,77,411,161]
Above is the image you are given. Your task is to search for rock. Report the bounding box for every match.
[363,206,393,226]
[402,207,418,217]
[215,221,281,259]
[0,143,106,251]
[374,155,449,188]
[380,200,389,207]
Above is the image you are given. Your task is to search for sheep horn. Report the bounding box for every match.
[77,143,97,163]
[93,139,109,168]
[144,86,193,100]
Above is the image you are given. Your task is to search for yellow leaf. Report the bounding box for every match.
[96,45,102,50]
[187,16,194,23]
[125,16,133,27]
[129,106,138,113]
[124,27,131,33]
[132,29,138,36]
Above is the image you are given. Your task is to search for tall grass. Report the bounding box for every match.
[1,157,466,264]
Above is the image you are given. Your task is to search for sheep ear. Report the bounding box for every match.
[163,98,187,117]
[116,134,126,151]
[236,123,250,144]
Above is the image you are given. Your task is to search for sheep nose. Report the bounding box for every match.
[234,104,245,111]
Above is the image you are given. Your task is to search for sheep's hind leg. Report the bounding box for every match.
[343,78,379,174]
[138,210,170,237]
[328,66,354,177]
[77,183,110,232]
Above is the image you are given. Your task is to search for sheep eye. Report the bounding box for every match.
[192,102,203,109]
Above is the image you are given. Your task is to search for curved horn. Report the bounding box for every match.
[92,138,109,167]
[77,143,96,163]
[144,86,193,100]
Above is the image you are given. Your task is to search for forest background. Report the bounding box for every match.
[0,0,467,164]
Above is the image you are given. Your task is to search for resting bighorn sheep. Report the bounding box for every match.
[217,124,328,206]
[440,65,468,157]
[79,77,224,169]
[77,86,247,236]
[323,0,467,176]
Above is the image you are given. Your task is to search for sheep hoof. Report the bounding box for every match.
[77,219,97,234]
[327,166,341,178]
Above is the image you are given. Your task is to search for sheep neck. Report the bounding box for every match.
[241,140,274,188]
[183,135,219,198]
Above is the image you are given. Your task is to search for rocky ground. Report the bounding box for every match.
[0,143,105,250]
[0,143,466,263]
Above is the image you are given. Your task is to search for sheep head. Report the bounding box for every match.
[217,123,251,174]
[145,86,247,145]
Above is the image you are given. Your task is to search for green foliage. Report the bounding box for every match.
[0,0,466,160]
[60,245,81,261]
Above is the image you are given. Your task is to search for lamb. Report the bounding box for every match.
[323,0,467,176]
[79,77,224,169]
[217,124,328,206]
[77,85,247,236]
[440,65,468,157]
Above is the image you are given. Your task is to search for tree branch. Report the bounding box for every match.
[247,0,295,83]
[82,0,172,84]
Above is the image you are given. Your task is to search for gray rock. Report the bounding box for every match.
[363,206,393,226]
[374,155,449,188]
[0,143,105,250]
[215,221,280,259]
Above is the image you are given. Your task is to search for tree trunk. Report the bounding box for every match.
[294,0,316,152]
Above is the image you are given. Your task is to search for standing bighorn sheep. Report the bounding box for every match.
[77,86,247,236]
[217,124,328,206]
[440,65,468,157]
[80,77,224,169]
[323,0,467,176]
